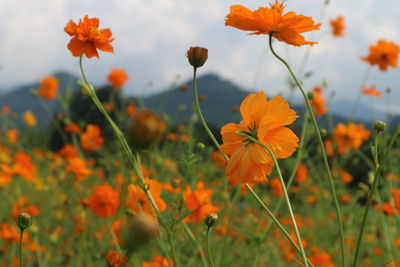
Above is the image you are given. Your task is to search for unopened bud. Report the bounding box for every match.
[320,128,328,137]
[204,213,219,228]
[374,120,386,132]
[307,91,315,100]
[195,142,205,152]
[186,47,208,68]
[16,213,31,230]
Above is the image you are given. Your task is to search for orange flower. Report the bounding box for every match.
[332,168,353,184]
[184,181,219,223]
[220,91,298,184]
[126,178,167,215]
[362,85,381,98]
[269,177,283,197]
[11,197,41,219]
[64,15,114,58]
[310,86,327,116]
[106,250,129,267]
[329,16,345,37]
[142,255,171,267]
[361,40,399,71]
[126,104,137,118]
[108,68,129,89]
[80,124,104,152]
[295,163,309,184]
[12,152,37,181]
[391,189,400,211]
[210,151,227,168]
[66,157,92,180]
[225,1,321,46]
[58,144,78,160]
[38,76,59,100]
[64,122,81,133]
[23,110,37,127]
[86,184,119,218]
[333,123,370,154]
[7,129,18,144]
[324,138,335,157]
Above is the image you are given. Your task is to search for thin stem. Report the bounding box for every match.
[19,229,24,267]
[238,132,308,266]
[269,33,345,267]
[352,125,400,266]
[349,66,371,121]
[206,227,215,267]
[245,184,314,267]
[182,223,209,267]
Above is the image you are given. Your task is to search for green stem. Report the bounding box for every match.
[238,132,308,266]
[261,110,309,241]
[349,66,371,121]
[206,227,215,267]
[182,223,209,267]
[245,184,314,267]
[352,125,400,266]
[19,229,23,267]
[269,33,345,267]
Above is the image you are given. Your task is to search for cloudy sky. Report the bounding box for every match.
[0,0,399,112]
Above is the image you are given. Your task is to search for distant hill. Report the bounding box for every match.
[0,71,392,130]
[0,72,79,126]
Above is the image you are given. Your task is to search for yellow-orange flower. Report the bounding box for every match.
[329,16,345,37]
[295,163,309,184]
[7,129,19,144]
[184,181,219,223]
[38,76,59,100]
[106,250,129,267]
[80,124,104,152]
[310,86,327,116]
[142,255,171,267]
[225,1,321,46]
[64,15,114,58]
[23,111,37,127]
[362,85,381,98]
[333,123,370,154]
[220,91,298,184]
[361,40,400,71]
[66,157,92,180]
[86,184,119,218]
[108,68,129,89]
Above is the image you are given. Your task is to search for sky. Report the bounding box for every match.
[0,0,399,113]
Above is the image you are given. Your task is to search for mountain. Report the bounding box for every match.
[0,72,79,126]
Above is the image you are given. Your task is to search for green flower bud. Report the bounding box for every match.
[195,142,205,152]
[307,91,315,100]
[16,213,31,230]
[204,213,219,228]
[374,120,386,132]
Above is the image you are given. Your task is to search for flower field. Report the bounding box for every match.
[1,1,400,266]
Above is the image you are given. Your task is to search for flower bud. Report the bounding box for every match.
[307,91,315,100]
[204,213,219,228]
[186,47,208,68]
[16,213,31,230]
[320,128,328,137]
[374,120,386,132]
[195,142,205,152]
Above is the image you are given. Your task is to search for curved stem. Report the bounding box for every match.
[206,227,215,267]
[268,33,345,267]
[238,132,308,266]
[352,125,400,266]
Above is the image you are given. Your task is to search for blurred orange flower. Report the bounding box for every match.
[310,86,328,116]
[391,189,400,211]
[225,1,320,46]
[64,122,81,133]
[12,197,41,219]
[210,151,227,168]
[184,181,219,223]
[295,163,309,184]
[58,144,78,160]
[108,68,129,89]
[86,184,119,218]
[333,123,370,154]
[66,157,92,180]
[106,250,129,267]
[142,255,171,267]
[38,76,59,100]
[23,111,37,127]
[329,16,345,37]
[80,124,104,152]
[362,85,381,98]
[220,91,298,184]
[361,40,399,71]
[332,168,353,184]
[7,129,18,144]
[64,15,114,58]
[269,177,283,197]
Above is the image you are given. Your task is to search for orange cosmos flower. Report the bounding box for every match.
[362,85,381,98]
[106,250,129,267]
[310,86,328,116]
[220,91,298,184]
[269,177,283,197]
[86,184,119,218]
[142,255,171,267]
[361,40,400,71]
[108,68,129,89]
[66,157,92,180]
[7,129,18,144]
[332,168,353,184]
[12,152,37,181]
[58,144,78,160]
[38,76,59,100]
[64,122,81,133]
[64,15,114,58]
[333,123,370,154]
[184,181,219,223]
[295,163,309,184]
[391,189,400,211]
[329,16,345,37]
[12,197,41,219]
[23,111,37,127]
[80,124,104,152]
[225,1,321,46]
